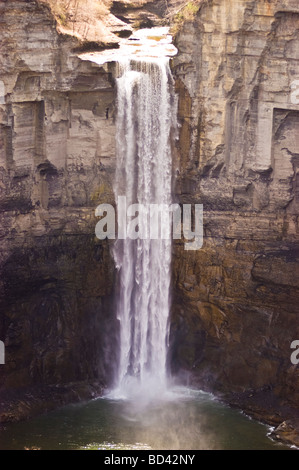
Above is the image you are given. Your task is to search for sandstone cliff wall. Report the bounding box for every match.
[0,0,118,418]
[0,0,189,421]
[171,0,299,420]
[0,0,298,432]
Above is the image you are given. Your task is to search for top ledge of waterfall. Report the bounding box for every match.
[108,29,177,399]
[78,27,178,65]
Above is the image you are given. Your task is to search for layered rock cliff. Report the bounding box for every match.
[0,0,119,419]
[0,0,188,420]
[0,0,298,442]
[170,0,299,428]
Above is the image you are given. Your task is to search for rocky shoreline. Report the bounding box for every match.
[227,389,299,448]
[0,382,104,425]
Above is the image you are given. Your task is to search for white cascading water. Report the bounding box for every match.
[113,56,176,398]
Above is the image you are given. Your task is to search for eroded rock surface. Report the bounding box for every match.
[0,0,118,415]
[0,0,298,447]
[170,0,299,427]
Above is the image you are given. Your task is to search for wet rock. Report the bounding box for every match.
[170,0,299,445]
[0,0,118,416]
[0,0,299,451]
[270,420,299,448]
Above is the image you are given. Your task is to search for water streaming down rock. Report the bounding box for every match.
[113,57,177,397]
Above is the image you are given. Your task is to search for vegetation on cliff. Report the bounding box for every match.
[171,1,201,34]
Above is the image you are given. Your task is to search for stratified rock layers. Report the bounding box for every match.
[170,0,299,416]
[0,0,298,430]
[0,0,118,414]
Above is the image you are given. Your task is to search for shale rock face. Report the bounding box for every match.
[0,0,298,433]
[111,0,187,28]
[170,0,299,414]
[0,0,118,413]
[0,0,189,420]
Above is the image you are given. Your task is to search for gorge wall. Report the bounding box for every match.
[171,0,299,425]
[0,0,119,419]
[0,0,298,435]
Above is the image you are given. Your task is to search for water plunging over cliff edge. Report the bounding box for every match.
[113,56,177,399]
[81,28,177,399]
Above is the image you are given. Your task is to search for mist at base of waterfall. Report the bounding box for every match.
[0,386,290,450]
[107,373,171,404]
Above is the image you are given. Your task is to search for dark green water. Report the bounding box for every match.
[0,387,290,450]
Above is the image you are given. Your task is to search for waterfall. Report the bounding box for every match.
[113,57,176,398]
